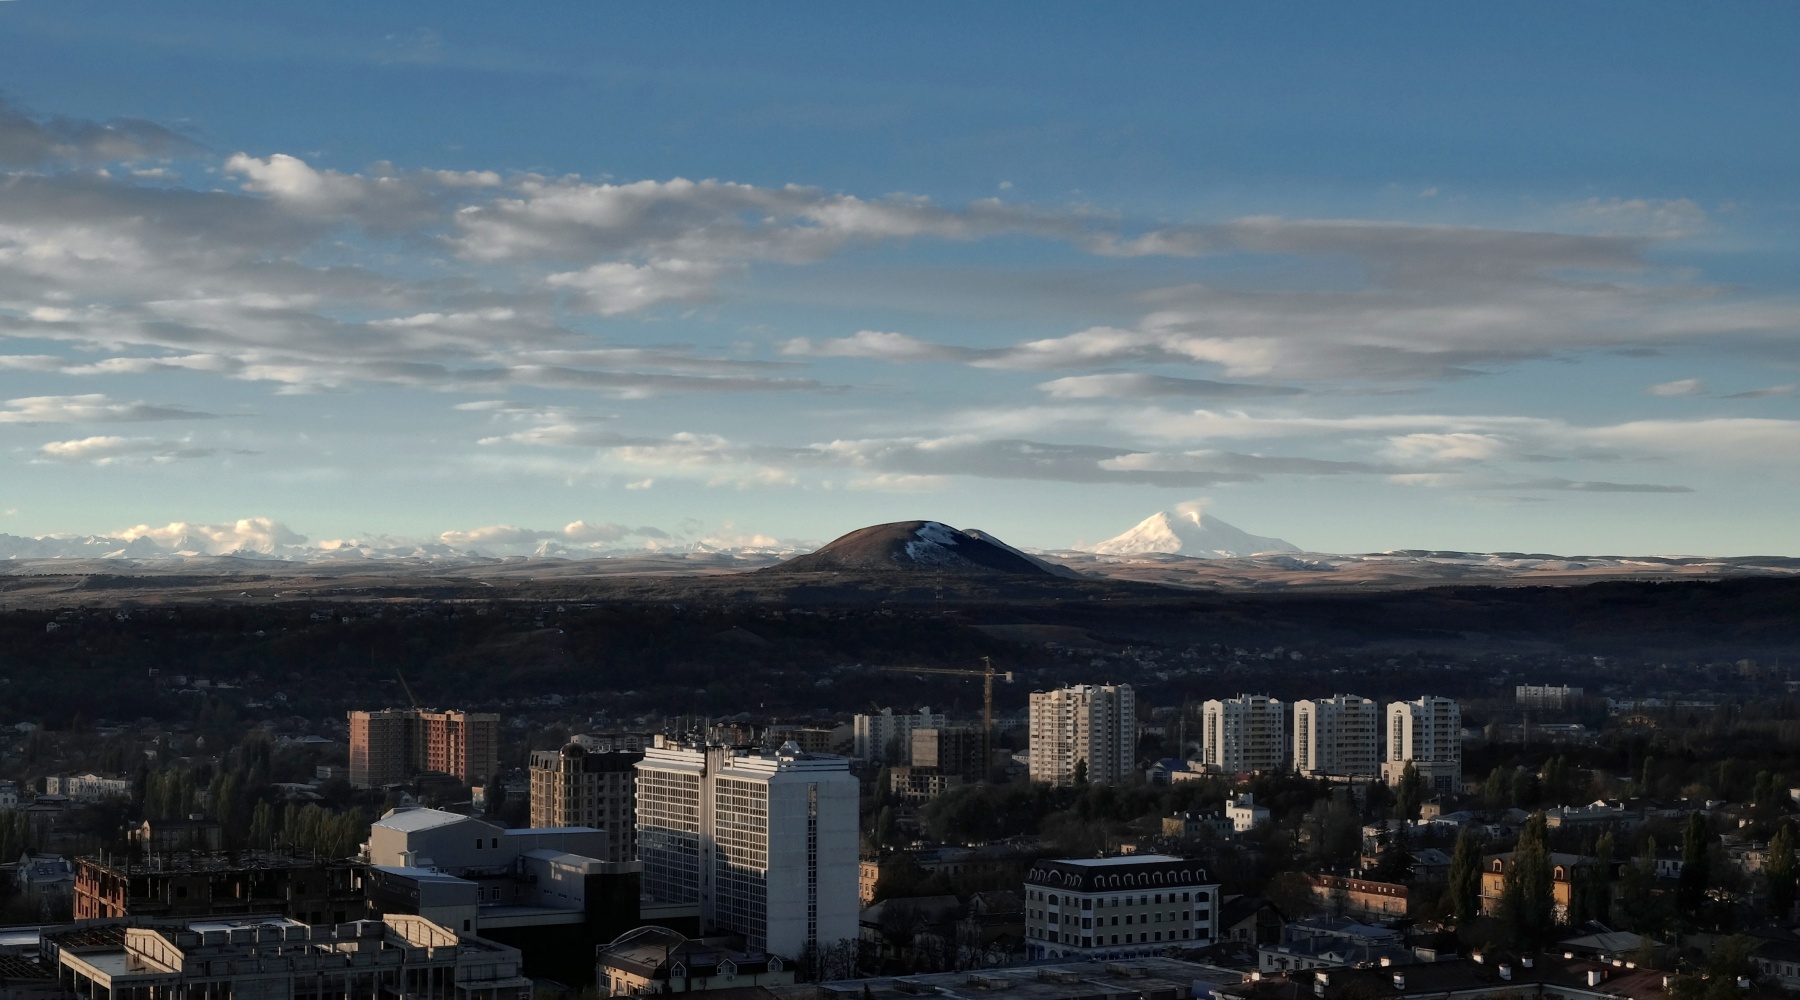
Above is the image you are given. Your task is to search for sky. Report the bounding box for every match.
[1,2,1798,556]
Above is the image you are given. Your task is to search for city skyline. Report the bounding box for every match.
[3,4,1799,556]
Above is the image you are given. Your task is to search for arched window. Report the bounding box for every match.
[1048,894,1059,905]
[1493,860,1504,873]
[1554,867,1566,881]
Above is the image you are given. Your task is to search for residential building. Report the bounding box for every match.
[0,780,18,811]
[16,852,74,906]
[635,737,859,961]
[887,765,963,804]
[1479,851,1603,921]
[1383,696,1463,793]
[823,956,1241,1000]
[598,926,794,996]
[1224,794,1269,833]
[1516,684,1584,710]
[51,914,530,1000]
[1305,874,1410,922]
[1219,953,1668,1000]
[1028,684,1136,787]
[528,743,643,863]
[347,708,501,788]
[1256,916,1406,973]
[73,852,365,924]
[1022,854,1220,961]
[1291,695,1379,779]
[853,707,946,764]
[45,772,131,803]
[911,727,983,781]
[1202,695,1286,774]
[1162,812,1236,842]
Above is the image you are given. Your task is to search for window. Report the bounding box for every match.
[475,839,483,849]
[1082,899,1092,910]
[1155,894,1162,904]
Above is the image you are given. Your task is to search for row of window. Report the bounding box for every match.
[1034,909,1204,927]
[1029,889,1200,906]
[1027,927,1197,944]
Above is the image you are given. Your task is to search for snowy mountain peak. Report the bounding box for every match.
[1084,504,1299,558]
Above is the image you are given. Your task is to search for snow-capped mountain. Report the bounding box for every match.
[1083,503,1299,558]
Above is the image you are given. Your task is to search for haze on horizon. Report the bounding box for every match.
[1,3,1797,557]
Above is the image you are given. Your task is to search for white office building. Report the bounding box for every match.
[635,738,859,961]
[1202,695,1286,774]
[1292,694,1381,779]
[853,706,947,764]
[1023,855,1220,961]
[1028,684,1136,786]
[1384,696,1463,793]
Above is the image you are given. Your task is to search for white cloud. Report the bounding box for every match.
[0,394,218,423]
[116,517,307,554]
[1647,378,1707,397]
[35,435,217,465]
[545,259,734,315]
[1385,432,1512,463]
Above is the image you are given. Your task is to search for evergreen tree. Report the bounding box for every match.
[1500,811,1554,947]
[1768,822,1797,918]
[1395,762,1422,821]
[1679,811,1711,913]
[1448,830,1483,926]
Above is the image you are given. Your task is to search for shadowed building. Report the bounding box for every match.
[349,708,500,789]
[528,743,643,863]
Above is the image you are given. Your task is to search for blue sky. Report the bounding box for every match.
[1,2,1797,556]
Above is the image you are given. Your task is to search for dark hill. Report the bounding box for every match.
[768,521,1051,575]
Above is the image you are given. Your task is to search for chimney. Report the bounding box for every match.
[1586,971,1603,987]
[1499,965,1512,981]
[1380,957,1393,968]
[1392,974,1406,991]
[1738,978,1751,990]
[1520,957,1533,969]
[1472,952,1484,965]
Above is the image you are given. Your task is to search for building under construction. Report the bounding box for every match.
[347,708,500,788]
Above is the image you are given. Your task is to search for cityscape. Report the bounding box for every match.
[2,6,1800,1000]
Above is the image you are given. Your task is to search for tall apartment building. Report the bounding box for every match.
[1384,696,1463,793]
[853,707,947,764]
[1028,684,1136,787]
[635,737,858,960]
[1292,694,1380,778]
[1515,684,1584,711]
[528,743,644,863]
[1201,695,1286,774]
[348,708,500,789]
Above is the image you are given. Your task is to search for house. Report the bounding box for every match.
[859,895,962,969]
[1226,794,1270,833]
[598,926,793,996]
[1164,811,1236,842]
[15,852,73,905]
[1216,895,1286,946]
[1479,852,1605,922]
[1306,873,1410,922]
[1256,916,1407,974]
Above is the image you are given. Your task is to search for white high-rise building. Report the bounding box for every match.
[1028,684,1136,786]
[635,737,859,960]
[1384,696,1463,793]
[1292,694,1380,778]
[1201,695,1286,774]
[852,706,947,764]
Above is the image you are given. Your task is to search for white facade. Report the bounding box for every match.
[1202,695,1286,774]
[635,739,859,961]
[48,772,131,802]
[1225,793,1269,833]
[1028,684,1136,787]
[365,806,607,872]
[852,707,946,764]
[1384,696,1463,793]
[1292,695,1380,778]
[1023,854,1220,961]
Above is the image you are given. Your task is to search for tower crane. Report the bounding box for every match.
[880,657,1013,779]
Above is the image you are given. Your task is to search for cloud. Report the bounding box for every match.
[1647,378,1707,397]
[545,258,735,315]
[1384,432,1513,463]
[0,96,201,167]
[116,517,307,554]
[1498,478,1694,494]
[34,435,217,465]
[1722,384,1796,399]
[0,394,219,423]
[1036,373,1304,399]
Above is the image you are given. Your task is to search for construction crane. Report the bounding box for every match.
[881,656,1013,779]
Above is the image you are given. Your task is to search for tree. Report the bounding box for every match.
[1395,762,1423,822]
[1679,811,1710,915]
[1768,822,1797,918]
[1499,811,1554,947]
[1073,758,1089,787]
[1572,830,1614,926]
[1448,830,1483,926]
